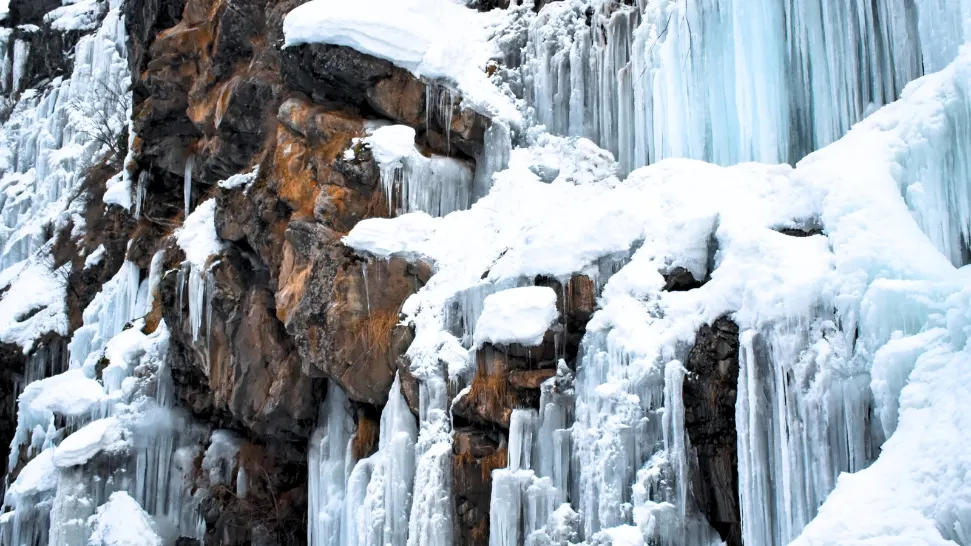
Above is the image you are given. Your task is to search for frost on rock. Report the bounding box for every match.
[473,285,558,348]
[87,491,163,546]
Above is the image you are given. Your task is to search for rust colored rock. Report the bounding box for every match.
[161,247,317,439]
[683,316,742,546]
[396,354,421,416]
[452,346,546,428]
[290,255,421,405]
[508,368,557,390]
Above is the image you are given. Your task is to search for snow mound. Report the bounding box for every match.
[4,448,56,504]
[103,171,131,210]
[87,492,163,546]
[176,198,226,269]
[473,286,558,348]
[366,125,419,165]
[282,0,520,122]
[53,417,126,468]
[218,166,259,190]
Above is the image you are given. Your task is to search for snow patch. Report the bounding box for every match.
[473,286,558,348]
[218,166,259,190]
[176,198,226,269]
[87,492,163,546]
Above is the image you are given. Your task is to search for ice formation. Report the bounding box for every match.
[366,125,476,217]
[336,0,971,543]
[0,5,212,545]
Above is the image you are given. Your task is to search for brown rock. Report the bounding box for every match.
[366,70,426,127]
[508,368,556,390]
[453,427,505,546]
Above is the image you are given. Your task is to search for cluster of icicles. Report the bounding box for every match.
[308,2,971,546]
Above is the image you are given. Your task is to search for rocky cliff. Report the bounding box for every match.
[5,0,960,545]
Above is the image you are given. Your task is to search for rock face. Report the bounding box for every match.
[683,316,742,546]
[119,0,491,542]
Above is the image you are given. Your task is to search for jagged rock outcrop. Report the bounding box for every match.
[683,316,742,546]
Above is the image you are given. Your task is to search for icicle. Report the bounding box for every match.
[736,318,873,546]
[308,382,354,546]
[344,375,417,546]
[135,170,148,219]
[523,0,925,172]
[184,155,194,215]
[472,121,512,203]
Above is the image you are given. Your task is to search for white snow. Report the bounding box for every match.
[0,258,69,351]
[44,0,105,32]
[176,198,226,269]
[282,0,521,122]
[218,166,259,190]
[103,171,131,210]
[473,286,558,348]
[87,492,163,546]
[19,368,106,421]
[53,417,125,468]
[343,38,971,544]
[84,244,106,269]
[4,448,57,504]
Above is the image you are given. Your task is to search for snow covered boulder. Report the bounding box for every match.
[473,286,559,349]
